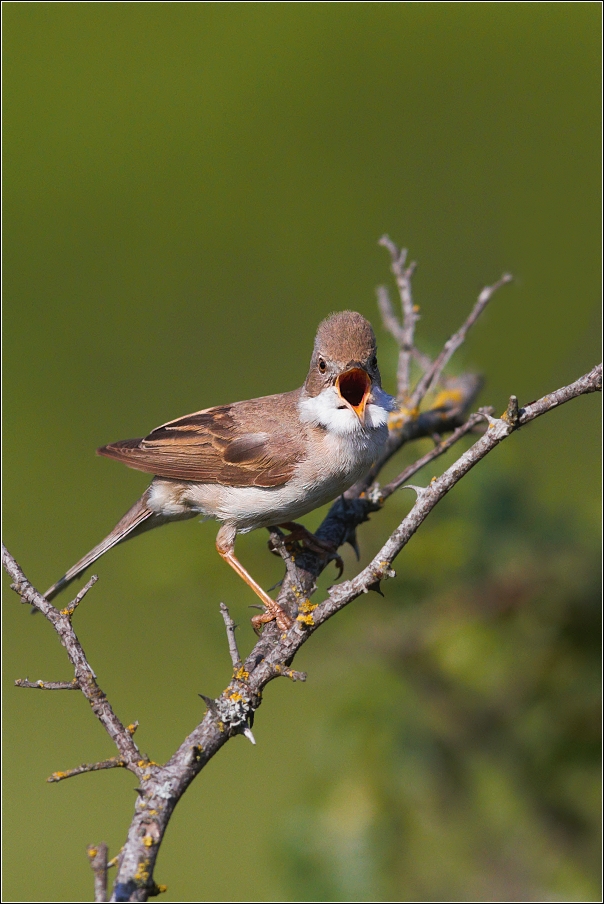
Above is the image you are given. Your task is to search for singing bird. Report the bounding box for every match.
[44,311,395,630]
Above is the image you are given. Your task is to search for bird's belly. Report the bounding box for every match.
[190,426,384,530]
[147,425,385,531]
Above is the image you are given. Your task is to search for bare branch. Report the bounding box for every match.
[270,663,307,682]
[378,234,420,396]
[87,843,109,903]
[62,574,98,616]
[380,409,490,500]
[15,678,79,690]
[49,757,127,783]
[376,284,404,344]
[518,363,601,421]
[219,602,242,671]
[409,273,513,408]
[2,547,143,774]
[411,346,433,371]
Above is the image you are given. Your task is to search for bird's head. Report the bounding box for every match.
[302,311,395,432]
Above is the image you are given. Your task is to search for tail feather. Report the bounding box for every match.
[44,495,162,601]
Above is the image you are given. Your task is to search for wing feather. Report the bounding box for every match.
[97,393,306,488]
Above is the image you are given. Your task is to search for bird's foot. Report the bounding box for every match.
[251,597,294,635]
[269,522,344,577]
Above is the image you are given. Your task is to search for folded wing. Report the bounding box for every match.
[97,394,306,488]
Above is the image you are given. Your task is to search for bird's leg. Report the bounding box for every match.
[215,526,293,634]
[268,521,344,578]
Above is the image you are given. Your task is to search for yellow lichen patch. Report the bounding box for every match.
[218,721,225,732]
[142,773,151,781]
[233,666,249,681]
[148,809,157,816]
[127,723,138,734]
[87,847,97,859]
[143,835,155,848]
[298,600,317,614]
[432,388,463,410]
[228,691,243,702]
[138,760,147,768]
[49,771,68,781]
[134,859,151,884]
[156,884,168,894]
[388,405,419,430]
[60,608,70,616]
[296,613,315,626]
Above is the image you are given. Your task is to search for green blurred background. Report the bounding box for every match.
[3,3,601,901]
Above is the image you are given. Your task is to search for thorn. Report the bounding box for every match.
[198,694,218,714]
[401,484,425,497]
[242,726,256,745]
[367,580,384,596]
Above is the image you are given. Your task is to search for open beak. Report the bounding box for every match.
[336,367,371,425]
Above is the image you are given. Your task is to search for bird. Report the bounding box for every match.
[43,311,396,631]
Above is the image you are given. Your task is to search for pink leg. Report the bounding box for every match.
[216,525,293,633]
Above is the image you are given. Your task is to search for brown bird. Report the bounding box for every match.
[44,311,395,630]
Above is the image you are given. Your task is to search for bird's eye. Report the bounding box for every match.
[371,355,378,368]
[318,358,327,373]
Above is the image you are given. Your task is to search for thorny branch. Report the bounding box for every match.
[3,237,601,902]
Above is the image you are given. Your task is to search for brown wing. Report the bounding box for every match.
[97,391,306,488]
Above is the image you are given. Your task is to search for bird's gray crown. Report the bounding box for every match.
[313,311,376,366]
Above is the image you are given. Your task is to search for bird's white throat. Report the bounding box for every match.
[298,384,396,435]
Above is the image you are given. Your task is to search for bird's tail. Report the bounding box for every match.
[43,493,187,602]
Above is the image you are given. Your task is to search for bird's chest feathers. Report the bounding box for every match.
[309,425,384,483]
[298,387,389,484]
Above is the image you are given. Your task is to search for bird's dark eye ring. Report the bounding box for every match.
[318,358,327,373]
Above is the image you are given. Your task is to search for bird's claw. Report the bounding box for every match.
[250,599,294,635]
[268,522,344,577]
